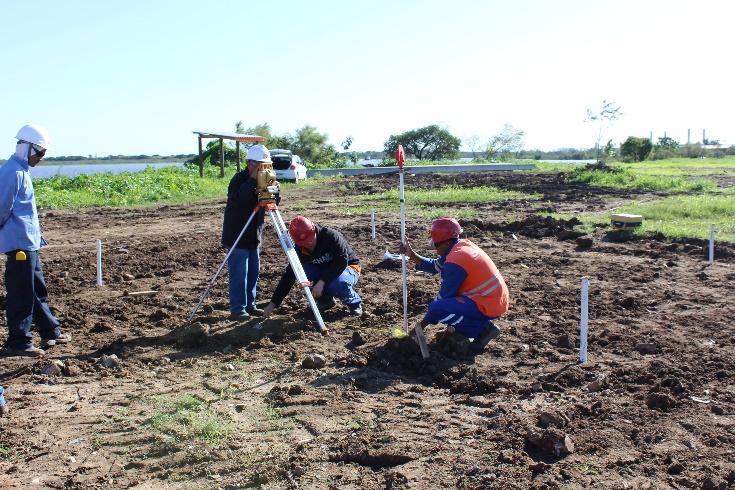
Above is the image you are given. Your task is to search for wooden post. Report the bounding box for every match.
[219,137,225,178]
[236,141,241,173]
[197,135,203,177]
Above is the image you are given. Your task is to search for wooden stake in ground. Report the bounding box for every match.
[396,144,430,359]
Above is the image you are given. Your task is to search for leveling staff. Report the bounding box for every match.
[263,216,363,318]
[401,217,509,354]
[1,124,71,357]
[221,144,279,321]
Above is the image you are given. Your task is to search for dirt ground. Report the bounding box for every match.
[1,171,733,489]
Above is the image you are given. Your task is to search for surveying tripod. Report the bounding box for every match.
[188,165,328,335]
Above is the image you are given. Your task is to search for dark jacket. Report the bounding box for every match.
[221,171,264,249]
[270,225,360,306]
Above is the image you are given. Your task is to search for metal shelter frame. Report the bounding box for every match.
[193,131,265,177]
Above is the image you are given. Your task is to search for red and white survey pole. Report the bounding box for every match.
[396,145,430,359]
[396,145,409,333]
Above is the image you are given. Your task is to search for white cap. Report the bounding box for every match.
[246,144,272,163]
[16,123,50,149]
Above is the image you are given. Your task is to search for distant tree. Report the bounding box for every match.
[341,136,353,151]
[649,136,681,160]
[586,100,622,162]
[620,136,652,162]
[464,135,484,160]
[485,124,525,160]
[384,125,461,160]
[291,125,337,166]
[603,139,616,159]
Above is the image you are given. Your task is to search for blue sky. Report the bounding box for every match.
[1,0,733,156]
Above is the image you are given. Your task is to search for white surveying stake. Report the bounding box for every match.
[396,145,429,359]
[188,164,328,335]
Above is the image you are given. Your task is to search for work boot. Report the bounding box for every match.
[229,311,250,321]
[41,333,72,349]
[316,297,336,311]
[246,307,264,317]
[2,345,45,357]
[348,304,363,317]
[470,322,501,354]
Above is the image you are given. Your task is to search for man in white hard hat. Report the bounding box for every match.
[221,144,279,321]
[1,124,70,357]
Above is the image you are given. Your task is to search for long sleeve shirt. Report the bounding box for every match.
[0,156,42,253]
[414,239,467,300]
[270,225,360,306]
[221,171,264,249]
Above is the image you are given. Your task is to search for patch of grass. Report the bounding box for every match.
[341,185,537,219]
[0,444,16,461]
[617,156,735,176]
[146,394,231,446]
[362,185,540,207]
[33,164,340,209]
[569,167,716,192]
[620,195,735,242]
[343,418,377,431]
[541,194,735,242]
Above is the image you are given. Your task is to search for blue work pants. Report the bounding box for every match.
[4,250,61,349]
[303,263,361,308]
[227,246,260,314]
[424,296,493,339]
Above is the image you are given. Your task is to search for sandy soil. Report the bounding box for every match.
[1,172,733,489]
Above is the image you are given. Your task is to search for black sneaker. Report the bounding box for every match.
[229,311,250,321]
[348,304,363,317]
[317,297,336,311]
[2,345,45,357]
[41,333,72,349]
[470,322,501,354]
[246,307,264,317]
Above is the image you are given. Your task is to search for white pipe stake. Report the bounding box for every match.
[709,224,715,265]
[96,239,103,286]
[579,277,589,363]
[371,210,376,241]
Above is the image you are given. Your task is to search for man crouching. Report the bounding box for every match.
[263,216,363,319]
[401,217,509,354]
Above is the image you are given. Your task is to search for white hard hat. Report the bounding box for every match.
[16,123,50,149]
[246,144,272,163]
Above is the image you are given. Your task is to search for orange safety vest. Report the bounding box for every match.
[445,239,509,318]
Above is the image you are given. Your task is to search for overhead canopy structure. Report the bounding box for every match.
[193,131,265,177]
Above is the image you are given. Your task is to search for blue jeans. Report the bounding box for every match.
[4,250,61,349]
[424,296,492,339]
[227,246,260,314]
[303,263,361,308]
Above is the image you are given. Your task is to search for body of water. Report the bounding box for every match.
[28,162,185,179]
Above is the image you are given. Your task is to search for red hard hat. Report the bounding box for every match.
[289,215,316,246]
[430,217,463,244]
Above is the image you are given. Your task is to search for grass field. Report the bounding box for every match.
[544,193,735,242]
[34,165,333,209]
[344,185,541,219]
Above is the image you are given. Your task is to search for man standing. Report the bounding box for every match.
[221,144,275,320]
[401,217,509,354]
[263,215,363,318]
[1,124,70,357]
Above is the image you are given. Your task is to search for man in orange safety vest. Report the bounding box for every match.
[401,217,509,353]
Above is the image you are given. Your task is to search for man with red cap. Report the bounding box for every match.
[263,216,362,318]
[401,217,509,353]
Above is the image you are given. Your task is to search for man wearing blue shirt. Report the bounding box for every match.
[1,124,70,357]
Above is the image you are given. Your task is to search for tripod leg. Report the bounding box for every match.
[268,209,328,334]
[188,208,260,321]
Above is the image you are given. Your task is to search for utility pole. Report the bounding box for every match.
[687,129,691,145]
[703,129,706,144]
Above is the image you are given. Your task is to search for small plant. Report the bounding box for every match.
[0,444,16,461]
